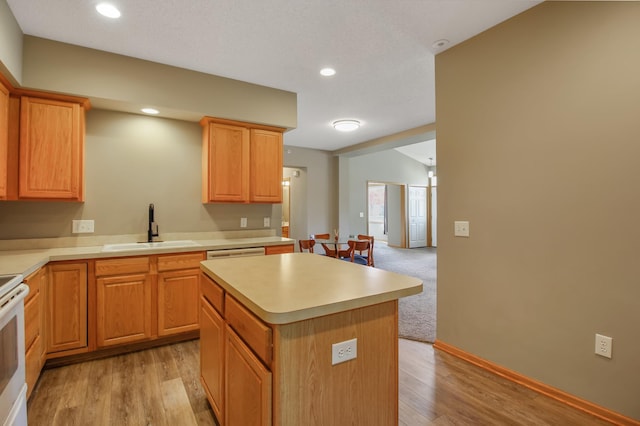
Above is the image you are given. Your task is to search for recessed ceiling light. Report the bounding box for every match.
[320,68,336,77]
[332,120,360,132]
[141,108,159,115]
[431,39,450,49]
[96,3,121,19]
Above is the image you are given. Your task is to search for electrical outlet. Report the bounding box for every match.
[332,338,357,365]
[240,217,247,228]
[454,220,470,237]
[72,220,94,233]
[595,334,613,359]
[264,217,270,227]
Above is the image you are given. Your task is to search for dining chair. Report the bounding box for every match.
[298,239,315,253]
[356,234,375,267]
[346,240,372,266]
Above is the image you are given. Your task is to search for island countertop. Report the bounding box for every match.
[200,252,423,324]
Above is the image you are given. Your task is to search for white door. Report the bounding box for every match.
[408,185,427,248]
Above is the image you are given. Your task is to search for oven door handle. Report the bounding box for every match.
[0,283,29,315]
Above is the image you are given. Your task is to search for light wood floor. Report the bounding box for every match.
[27,339,610,425]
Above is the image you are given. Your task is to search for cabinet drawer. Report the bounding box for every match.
[201,273,224,314]
[24,271,41,304]
[225,295,272,366]
[24,293,40,351]
[265,244,294,255]
[95,256,150,276]
[25,335,43,399]
[158,252,205,272]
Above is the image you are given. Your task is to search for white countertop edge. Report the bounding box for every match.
[242,285,422,325]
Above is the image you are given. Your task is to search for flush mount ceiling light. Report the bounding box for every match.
[96,3,121,18]
[332,120,360,132]
[431,39,450,49]
[141,108,159,115]
[320,68,336,77]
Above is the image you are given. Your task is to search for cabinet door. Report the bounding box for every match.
[203,122,249,202]
[158,268,200,336]
[225,326,272,426]
[201,297,225,423]
[249,129,282,203]
[96,273,152,347]
[47,263,87,353]
[19,96,84,200]
[0,79,8,199]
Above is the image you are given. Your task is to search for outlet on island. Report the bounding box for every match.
[332,338,357,365]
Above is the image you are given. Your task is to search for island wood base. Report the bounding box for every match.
[272,300,399,425]
[201,273,400,425]
[200,254,422,426]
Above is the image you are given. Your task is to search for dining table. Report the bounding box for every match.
[313,238,359,258]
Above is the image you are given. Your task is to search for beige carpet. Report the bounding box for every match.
[374,242,436,343]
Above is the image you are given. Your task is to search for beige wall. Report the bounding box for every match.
[283,145,337,240]
[436,2,639,419]
[22,36,296,128]
[0,109,338,243]
[0,109,275,239]
[339,149,429,239]
[0,0,22,84]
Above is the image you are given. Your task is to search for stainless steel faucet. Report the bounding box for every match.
[148,203,159,242]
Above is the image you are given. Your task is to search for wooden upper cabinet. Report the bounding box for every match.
[250,129,282,203]
[201,117,284,204]
[19,96,85,201]
[202,120,250,202]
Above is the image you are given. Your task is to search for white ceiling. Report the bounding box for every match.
[6,0,541,162]
[395,140,436,166]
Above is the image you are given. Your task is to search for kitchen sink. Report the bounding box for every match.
[102,240,201,252]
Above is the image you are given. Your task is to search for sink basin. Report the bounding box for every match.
[102,240,201,252]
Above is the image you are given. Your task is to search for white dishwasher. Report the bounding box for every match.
[206,247,265,259]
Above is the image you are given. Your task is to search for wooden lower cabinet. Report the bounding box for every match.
[200,295,225,422]
[24,266,47,398]
[158,268,200,336]
[201,273,273,426]
[47,262,88,354]
[95,256,152,347]
[95,252,203,347]
[157,252,203,336]
[225,325,272,426]
[96,273,152,346]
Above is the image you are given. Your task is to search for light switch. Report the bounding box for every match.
[454,221,469,237]
[359,212,364,218]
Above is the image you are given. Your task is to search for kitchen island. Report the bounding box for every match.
[200,253,422,426]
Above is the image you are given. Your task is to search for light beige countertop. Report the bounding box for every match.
[201,253,423,325]
[0,235,294,278]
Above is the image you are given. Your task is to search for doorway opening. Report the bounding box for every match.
[281,177,290,238]
[367,182,406,247]
[367,181,437,249]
